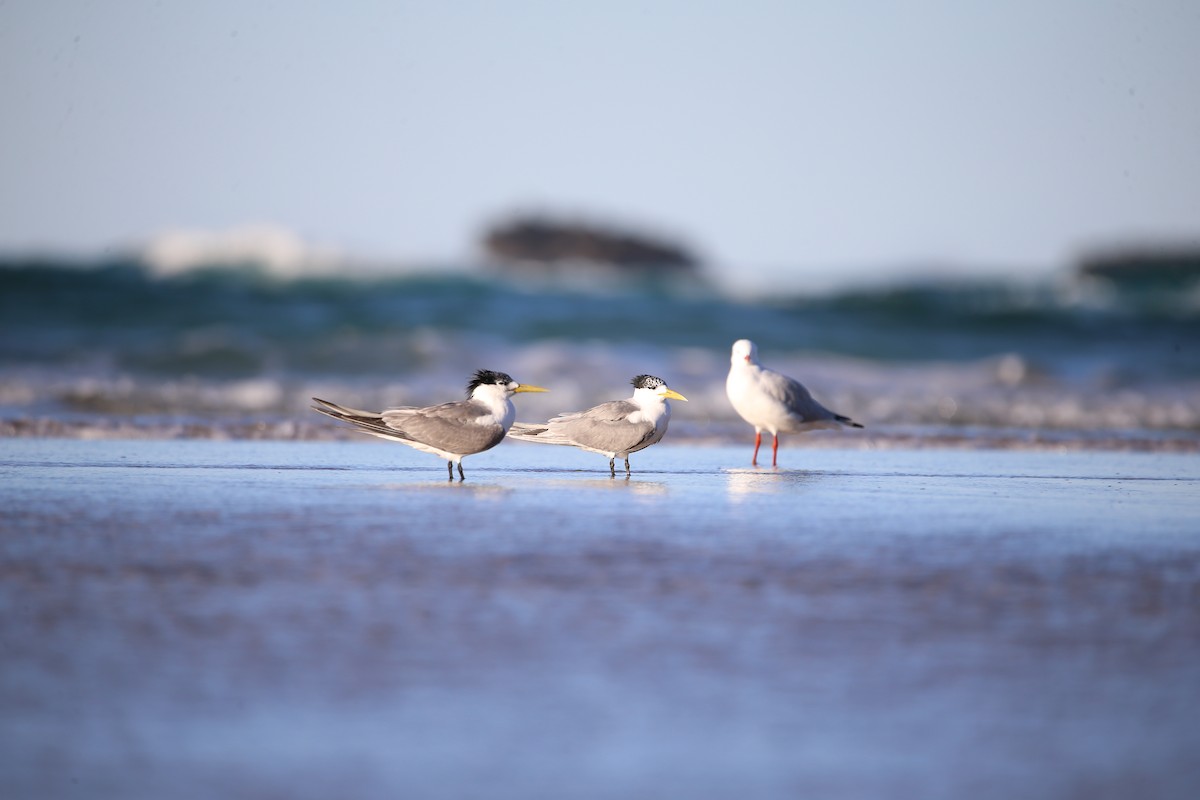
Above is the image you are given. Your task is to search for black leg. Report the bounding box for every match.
[457,462,465,481]
[624,456,631,475]
[447,460,454,481]
[608,457,616,477]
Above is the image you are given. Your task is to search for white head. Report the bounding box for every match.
[630,374,688,405]
[730,339,759,366]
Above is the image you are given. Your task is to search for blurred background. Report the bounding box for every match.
[2,1,1198,445]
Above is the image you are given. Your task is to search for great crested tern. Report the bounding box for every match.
[726,339,862,466]
[508,374,687,475]
[313,369,548,480]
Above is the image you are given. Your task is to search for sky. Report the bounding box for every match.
[2,1,1198,288]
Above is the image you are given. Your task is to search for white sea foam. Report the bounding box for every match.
[139,224,341,278]
[135,224,460,281]
[1,343,1196,449]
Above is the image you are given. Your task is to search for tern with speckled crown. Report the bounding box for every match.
[508,374,687,476]
[313,370,548,480]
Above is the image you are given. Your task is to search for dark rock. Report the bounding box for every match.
[482,216,699,273]
[1078,246,1200,289]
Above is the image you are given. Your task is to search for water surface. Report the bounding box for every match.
[3,440,1198,798]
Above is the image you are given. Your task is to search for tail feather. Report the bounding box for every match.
[312,397,383,419]
[312,397,413,442]
[507,422,574,446]
[836,414,864,429]
[506,422,546,435]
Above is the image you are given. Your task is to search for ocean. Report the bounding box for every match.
[1,254,1197,449]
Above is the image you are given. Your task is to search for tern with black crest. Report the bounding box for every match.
[726,339,862,466]
[508,374,687,475]
[313,370,548,480]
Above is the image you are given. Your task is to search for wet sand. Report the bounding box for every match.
[2,439,1199,799]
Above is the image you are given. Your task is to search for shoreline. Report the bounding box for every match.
[3,415,1198,453]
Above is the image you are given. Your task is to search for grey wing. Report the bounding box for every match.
[383,401,506,455]
[763,370,838,423]
[550,400,657,453]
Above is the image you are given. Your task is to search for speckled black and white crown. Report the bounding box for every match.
[467,369,515,395]
[631,375,666,390]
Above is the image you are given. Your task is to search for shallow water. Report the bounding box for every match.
[2,440,1199,799]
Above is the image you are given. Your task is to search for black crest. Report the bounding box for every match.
[467,369,514,395]
[631,374,666,390]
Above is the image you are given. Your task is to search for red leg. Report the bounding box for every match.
[752,431,762,465]
[772,434,779,467]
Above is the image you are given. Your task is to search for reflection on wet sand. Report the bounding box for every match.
[382,481,514,498]
[723,467,822,499]
[526,475,670,496]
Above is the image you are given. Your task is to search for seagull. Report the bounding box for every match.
[508,374,687,476]
[726,339,862,466]
[312,369,548,480]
